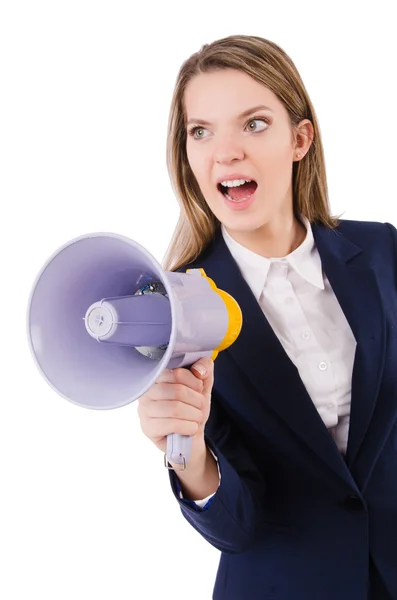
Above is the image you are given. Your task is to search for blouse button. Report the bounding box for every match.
[318,361,328,371]
[301,331,311,340]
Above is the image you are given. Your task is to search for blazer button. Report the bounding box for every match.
[342,494,363,511]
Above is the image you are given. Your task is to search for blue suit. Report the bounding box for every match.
[168,219,397,600]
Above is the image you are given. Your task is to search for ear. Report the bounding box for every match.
[295,119,314,156]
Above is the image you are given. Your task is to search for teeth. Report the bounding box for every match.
[220,178,252,188]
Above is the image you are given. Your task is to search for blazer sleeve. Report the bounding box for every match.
[167,389,268,554]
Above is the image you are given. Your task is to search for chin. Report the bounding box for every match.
[221,209,267,229]
[221,219,263,236]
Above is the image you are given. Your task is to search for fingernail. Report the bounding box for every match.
[192,364,206,376]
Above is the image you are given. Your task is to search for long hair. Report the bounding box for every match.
[162,35,341,271]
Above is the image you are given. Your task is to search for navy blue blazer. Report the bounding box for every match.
[168,218,397,600]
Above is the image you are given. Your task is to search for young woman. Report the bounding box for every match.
[137,35,397,600]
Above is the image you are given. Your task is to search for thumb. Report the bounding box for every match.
[190,357,214,395]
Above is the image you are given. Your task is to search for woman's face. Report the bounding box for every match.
[184,68,312,241]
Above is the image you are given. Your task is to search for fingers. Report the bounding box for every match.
[138,386,204,441]
[143,416,200,440]
[149,382,204,410]
[157,366,204,393]
[191,357,214,396]
[142,398,203,423]
[155,358,214,401]
[137,358,215,451]
[191,356,214,379]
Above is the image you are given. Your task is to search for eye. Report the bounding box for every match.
[187,117,270,139]
[188,126,209,139]
[246,118,270,132]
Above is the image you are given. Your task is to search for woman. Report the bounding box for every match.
[137,35,397,599]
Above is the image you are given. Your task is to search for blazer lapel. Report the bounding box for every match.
[186,222,385,484]
[312,224,386,470]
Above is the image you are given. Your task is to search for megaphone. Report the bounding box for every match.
[27,232,242,470]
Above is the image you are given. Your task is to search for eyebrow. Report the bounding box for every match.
[186,104,274,127]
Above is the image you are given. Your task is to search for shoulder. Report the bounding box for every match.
[336,217,395,236]
[334,217,397,253]
[331,219,397,283]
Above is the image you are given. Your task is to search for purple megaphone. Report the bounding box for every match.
[26,233,242,470]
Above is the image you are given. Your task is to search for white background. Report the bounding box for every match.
[1,1,396,598]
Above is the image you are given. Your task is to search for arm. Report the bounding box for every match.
[167,389,268,554]
[167,434,220,500]
[168,443,221,508]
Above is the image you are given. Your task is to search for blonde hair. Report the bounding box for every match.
[163,35,341,271]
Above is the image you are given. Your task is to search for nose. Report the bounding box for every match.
[214,137,245,164]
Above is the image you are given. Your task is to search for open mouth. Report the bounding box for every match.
[217,180,258,202]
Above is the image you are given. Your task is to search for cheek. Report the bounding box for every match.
[253,129,292,161]
[256,139,290,164]
[186,147,212,187]
[186,146,201,176]
[255,147,293,188]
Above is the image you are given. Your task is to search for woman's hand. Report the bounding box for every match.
[137,357,215,454]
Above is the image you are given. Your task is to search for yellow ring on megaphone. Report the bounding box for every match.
[186,268,243,361]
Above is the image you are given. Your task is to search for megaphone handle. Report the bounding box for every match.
[164,433,193,471]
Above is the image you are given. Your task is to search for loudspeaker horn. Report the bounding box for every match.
[27,232,242,469]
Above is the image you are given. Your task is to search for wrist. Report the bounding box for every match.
[189,434,207,468]
[170,435,219,501]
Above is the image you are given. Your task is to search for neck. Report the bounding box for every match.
[224,215,306,258]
